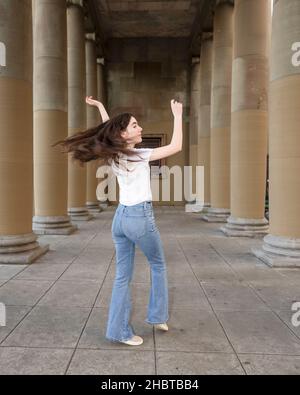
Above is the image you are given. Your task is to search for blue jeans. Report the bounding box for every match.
[106,200,169,342]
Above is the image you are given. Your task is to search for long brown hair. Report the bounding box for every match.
[52,113,142,168]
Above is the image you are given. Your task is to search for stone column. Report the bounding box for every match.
[185,57,201,213]
[33,0,77,235]
[221,0,271,236]
[198,33,213,213]
[253,0,300,266]
[203,1,233,223]
[85,33,101,213]
[0,0,48,263]
[67,0,92,221]
[97,57,109,209]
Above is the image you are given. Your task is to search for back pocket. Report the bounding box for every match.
[123,215,147,240]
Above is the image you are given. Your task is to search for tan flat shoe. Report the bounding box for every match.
[120,335,143,346]
[154,323,168,331]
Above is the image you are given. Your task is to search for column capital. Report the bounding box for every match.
[97,57,105,66]
[85,32,96,42]
[191,56,200,64]
[67,0,83,9]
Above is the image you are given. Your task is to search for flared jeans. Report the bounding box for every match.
[106,201,169,342]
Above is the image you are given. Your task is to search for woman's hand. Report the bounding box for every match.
[86,96,101,108]
[171,99,183,118]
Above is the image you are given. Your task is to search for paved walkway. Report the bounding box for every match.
[0,206,300,375]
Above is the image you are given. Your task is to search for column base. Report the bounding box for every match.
[99,200,109,209]
[220,216,269,237]
[68,207,93,221]
[185,201,209,213]
[86,202,103,213]
[0,233,49,264]
[33,216,78,235]
[202,208,230,223]
[252,234,300,267]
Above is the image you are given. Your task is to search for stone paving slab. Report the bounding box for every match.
[0,347,73,375]
[58,263,108,282]
[239,354,300,375]
[154,308,233,353]
[67,349,155,375]
[201,280,271,311]
[0,306,31,343]
[217,310,300,355]
[249,279,300,310]
[0,265,28,280]
[0,206,300,375]
[14,263,70,281]
[77,307,155,351]
[0,279,55,306]
[37,280,101,308]
[2,306,91,348]
[156,351,245,375]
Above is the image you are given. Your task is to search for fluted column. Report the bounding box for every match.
[253,0,300,266]
[33,0,77,235]
[203,1,233,223]
[97,57,109,209]
[0,0,48,263]
[67,0,92,221]
[198,33,213,214]
[85,33,102,213]
[221,0,271,236]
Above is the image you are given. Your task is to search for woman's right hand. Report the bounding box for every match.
[171,99,183,118]
[86,96,101,108]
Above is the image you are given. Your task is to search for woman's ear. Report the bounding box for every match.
[120,130,128,139]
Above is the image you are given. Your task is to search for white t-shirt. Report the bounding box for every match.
[110,148,154,206]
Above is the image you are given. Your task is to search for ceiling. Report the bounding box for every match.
[86,0,217,56]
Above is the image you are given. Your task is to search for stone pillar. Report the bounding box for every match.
[253,0,300,266]
[97,57,109,209]
[221,0,271,236]
[198,33,213,213]
[67,0,92,221]
[33,0,77,235]
[85,33,101,213]
[185,57,201,213]
[0,0,48,264]
[203,1,233,223]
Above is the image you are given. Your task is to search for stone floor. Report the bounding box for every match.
[1,206,300,375]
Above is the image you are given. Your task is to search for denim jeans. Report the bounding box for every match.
[106,200,169,342]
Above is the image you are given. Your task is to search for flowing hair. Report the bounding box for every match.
[52,113,142,170]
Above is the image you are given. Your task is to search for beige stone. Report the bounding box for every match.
[0,0,48,262]
[205,2,233,222]
[67,4,91,220]
[222,0,270,236]
[253,0,300,266]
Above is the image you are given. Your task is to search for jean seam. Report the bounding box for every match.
[120,241,134,340]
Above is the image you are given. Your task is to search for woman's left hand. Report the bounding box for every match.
[86,96,101,108]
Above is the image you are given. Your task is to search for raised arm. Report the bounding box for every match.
[149,99,183,162]
[86,96,110,123]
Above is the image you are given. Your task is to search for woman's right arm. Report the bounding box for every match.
[86,96,110,122]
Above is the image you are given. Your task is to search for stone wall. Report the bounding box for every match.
[107,38,190,205]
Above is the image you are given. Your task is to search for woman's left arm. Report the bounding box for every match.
[149,100,183,161]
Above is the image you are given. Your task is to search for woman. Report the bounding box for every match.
[53,97,183,346]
